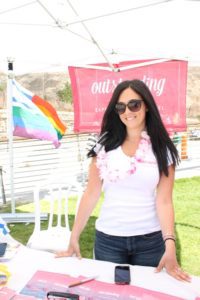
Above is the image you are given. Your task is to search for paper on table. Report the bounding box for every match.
[20,270,185,300]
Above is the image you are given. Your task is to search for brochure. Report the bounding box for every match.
[20,270,184,300]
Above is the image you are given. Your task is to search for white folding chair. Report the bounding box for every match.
[27,182,82,253]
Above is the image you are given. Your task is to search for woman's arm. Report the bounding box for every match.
[71,157,102,239]
[56,157,102,258]
[156,164,175,240]
[155,165,191,281]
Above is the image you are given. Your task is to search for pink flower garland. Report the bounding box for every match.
[96,131,151,182]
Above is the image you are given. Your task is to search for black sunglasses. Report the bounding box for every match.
[115,99,143,115]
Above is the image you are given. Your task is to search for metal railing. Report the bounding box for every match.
[0,130,199,205]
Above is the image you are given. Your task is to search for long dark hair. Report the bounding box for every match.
[88,79,180,176]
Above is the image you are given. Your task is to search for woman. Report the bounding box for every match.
[57,79,190,281]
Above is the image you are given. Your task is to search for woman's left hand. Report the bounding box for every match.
[155,251,191,282]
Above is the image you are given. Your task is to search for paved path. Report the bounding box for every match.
[175,158,200,179]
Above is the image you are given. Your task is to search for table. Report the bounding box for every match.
[3,245,200,299]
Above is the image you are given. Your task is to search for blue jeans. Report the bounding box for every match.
[94,230,165,267]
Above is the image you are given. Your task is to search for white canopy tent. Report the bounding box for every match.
[0,0,200,74]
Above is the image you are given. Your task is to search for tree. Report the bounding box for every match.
[0,81,6,93]
[56,81,72,104]
[0,81,6,108]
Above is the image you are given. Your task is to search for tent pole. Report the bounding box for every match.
[68,57,187,71]
[1,60,48,224]
[36,0,118,72]
[66,0,118,72]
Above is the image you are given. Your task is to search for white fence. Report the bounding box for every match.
[0,134,91,204]
[0,132,200,205]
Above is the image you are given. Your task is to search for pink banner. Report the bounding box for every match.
[69,59,188,133]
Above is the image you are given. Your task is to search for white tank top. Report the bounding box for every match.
[95,139,163,236]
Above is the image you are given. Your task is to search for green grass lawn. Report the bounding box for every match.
[1,176,200,276]
[173,176,200,276]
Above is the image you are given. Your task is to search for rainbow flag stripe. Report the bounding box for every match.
[12,79,66,147]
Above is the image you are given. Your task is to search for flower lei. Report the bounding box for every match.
[96,131,151,182]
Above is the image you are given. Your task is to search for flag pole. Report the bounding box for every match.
[1,63,48,223]
[7,58,15,214]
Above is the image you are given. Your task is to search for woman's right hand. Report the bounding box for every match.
[55,238,82,259]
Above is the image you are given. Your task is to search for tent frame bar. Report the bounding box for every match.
[69,57,188,71]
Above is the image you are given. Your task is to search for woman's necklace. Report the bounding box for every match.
[128,131,150,174]
[96,131,151,182]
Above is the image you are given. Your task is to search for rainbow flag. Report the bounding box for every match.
[12,80,66,147]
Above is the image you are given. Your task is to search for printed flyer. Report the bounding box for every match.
[19,270,184,300]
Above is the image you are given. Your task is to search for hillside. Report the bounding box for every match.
[0,67,200,130]
[186,66,200,124]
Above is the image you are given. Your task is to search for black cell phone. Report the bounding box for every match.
[47,291,79,299]
[0,243,7,257]
[114,265,131,285]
